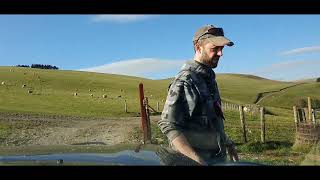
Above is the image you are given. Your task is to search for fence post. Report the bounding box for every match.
[124,100,128,113]
[308,97,312,122]
[312,109,317,127]
[157,101,160,112]
[139,83,151,144]
[239,105,247,143]
[260,107,265,143]
[293,106,298,131]
[144,97,152,143]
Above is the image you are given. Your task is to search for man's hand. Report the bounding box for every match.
[227,143,239,162]
[194,156,208,166]
[171,134,207,166]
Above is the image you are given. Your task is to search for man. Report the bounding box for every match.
[158,24,238,165]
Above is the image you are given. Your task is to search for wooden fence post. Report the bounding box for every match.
[157,101,160,112]
[308,97,312,122]
[260,107,265,143]
[144,97,152,143]
[312,109,317,127]
[139,83,151,144]
[124,100,128,113]
[293,106,298,131]
[239,105,247,143]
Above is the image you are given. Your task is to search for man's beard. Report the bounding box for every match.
[200,51,220,68]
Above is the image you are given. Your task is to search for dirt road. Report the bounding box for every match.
[0,113,160,146]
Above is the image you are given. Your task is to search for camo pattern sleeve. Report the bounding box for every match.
[157,77,199,143]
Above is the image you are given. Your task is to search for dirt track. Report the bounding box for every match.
[0,113,160,146]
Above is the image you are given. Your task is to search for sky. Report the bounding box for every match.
[1,15,320,81]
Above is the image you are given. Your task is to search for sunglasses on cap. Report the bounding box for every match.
[195,27,225,43]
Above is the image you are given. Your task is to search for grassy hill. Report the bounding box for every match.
[258,82,320,109]
[1,66,319,165]
[0,66,170,117]
[216,73,297,104]
[0,66,319,117]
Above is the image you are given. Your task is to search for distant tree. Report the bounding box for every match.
[316,77,320,82]
[31,64,59,70]
[16,65,30,68]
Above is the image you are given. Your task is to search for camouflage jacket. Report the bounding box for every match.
[158,60,231,156]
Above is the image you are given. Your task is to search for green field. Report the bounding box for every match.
[216,73,297,104]
[1,66,320,165]
[259,83,320,109]
[0,66,169,117]
[1,67,318,117]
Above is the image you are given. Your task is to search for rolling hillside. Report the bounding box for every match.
[258,82,320,109]
[215,73,297,104]
[0,66,318,117]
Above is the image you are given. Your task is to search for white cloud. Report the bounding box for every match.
[79,58,185,79]
[91,15,158,23]
[280,46,320,56]
[253,59,320,81]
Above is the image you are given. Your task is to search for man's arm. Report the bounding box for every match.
[158,79,205,164]
[171,133,207,165]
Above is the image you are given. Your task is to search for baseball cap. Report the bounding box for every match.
[193,24,234,47]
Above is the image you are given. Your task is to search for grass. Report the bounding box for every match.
[0,122,11,143]
[259,82,320,109]
[217,73,297,104]
[2,67,317,117]
[1,66,319,165]
[0,66,169,118]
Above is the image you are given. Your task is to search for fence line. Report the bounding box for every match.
[221,101,261,115]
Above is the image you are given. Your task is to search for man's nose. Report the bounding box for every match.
[217,49,223,57]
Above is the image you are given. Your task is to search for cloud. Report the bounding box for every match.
[79,58,185,79]
[280,46,320,56]
[253,59,320,81]
[91,15,158,23]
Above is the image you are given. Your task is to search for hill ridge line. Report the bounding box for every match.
[254,83,307,104]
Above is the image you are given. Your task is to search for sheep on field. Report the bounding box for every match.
[1,81,5,85]
[74,92,78,96]
[90,94,93,97]
[22,84,26,88]
[28,90,33,94]
[102,94,107,98]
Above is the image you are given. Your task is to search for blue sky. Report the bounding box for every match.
[1,15,320,81]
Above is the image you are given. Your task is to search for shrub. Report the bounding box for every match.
[312,99,320,109]
[294,98,307,108]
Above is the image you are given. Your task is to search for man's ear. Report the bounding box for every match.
[195,43,202,54]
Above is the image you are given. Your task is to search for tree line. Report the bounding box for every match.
[16,64,59,70]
